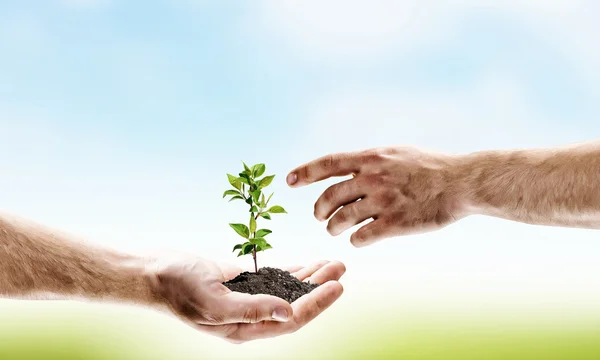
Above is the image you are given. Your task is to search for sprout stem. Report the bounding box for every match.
[248,199,261,273]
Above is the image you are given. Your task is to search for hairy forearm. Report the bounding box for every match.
[457,140,600,228]
[0,212,161,306]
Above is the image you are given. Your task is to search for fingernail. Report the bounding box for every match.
[287,172,297,186]
[272,307,289,322]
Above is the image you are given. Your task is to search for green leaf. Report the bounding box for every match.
[229,223,249,239]
[237,250,243,257]
[245,197,253,205]
[256,229,272,238]
[249,205,258,213]
[250,190,261,204]
[228,195,244,202]
[249,237,268,248]
[253,164,266,178]
[232,244,243,252]
[256,241,272,252]
[223,189,241,198]
[258,175,275,189]
[250,214,257,234]
[239,172,251,181]
[227,174,242,191]
[241,173,258,189]
[260,212,271,220]
[266,192,274,205]
[242,162,251,175]
[260,193,266,208]
[242,242,255,255]
[268,205,287,214]
[238,176,250,185]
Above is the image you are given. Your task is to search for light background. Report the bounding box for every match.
[1,1,600,359]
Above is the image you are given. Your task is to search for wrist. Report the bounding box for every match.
[112,254,169,310]
[451,149,531,217]
[446,151,497,217]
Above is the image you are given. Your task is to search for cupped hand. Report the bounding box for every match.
[147,257,345,343]
[287,146,468,247]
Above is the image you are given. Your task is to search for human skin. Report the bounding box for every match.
[0,211,345,343]
[286,140,600,247]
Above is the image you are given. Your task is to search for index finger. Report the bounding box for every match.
[287,152,360,187]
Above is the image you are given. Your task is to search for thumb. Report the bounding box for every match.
[217,292,293,324]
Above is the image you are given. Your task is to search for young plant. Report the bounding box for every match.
[223,162,287,273]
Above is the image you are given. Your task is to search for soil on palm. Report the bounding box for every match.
[223,267,319,303]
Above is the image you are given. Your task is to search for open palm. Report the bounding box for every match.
[152,257,345,343]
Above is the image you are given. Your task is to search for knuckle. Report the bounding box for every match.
[301,165,311,181]
[377,146,397,155]
[362,148,390,162]
[372,147,387,156]
[198,308,224,325]
[242,306,261,324]
[374,191,396,207]
[336,208,348,223]
[362,174,383,186]
[383,216,400,228]
[321,154,338,170]
[400,184,415,200]
[322,187,337,203]
[362,152,384,163]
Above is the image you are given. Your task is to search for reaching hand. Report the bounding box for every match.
[287,146,467,247]
[147,257,345,343]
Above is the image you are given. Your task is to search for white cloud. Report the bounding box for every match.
[257,0,458,64]
[303,70,588,155]
[521,1,600,96]
[257,1,589,58]
[257,0,600,96]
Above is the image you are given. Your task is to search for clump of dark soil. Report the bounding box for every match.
[223,267,319,303]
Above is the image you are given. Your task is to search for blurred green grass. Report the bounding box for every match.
[0,334,132,360]
[328,320,600,360]
[3,321,599,360]
[2,301,600,360]
[0,301,155,360]
[0,323,137,360]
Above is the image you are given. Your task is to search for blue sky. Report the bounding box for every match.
[1,0,600,313]
[2,1,597,141]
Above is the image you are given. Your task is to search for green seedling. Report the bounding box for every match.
[223,162,287,272]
